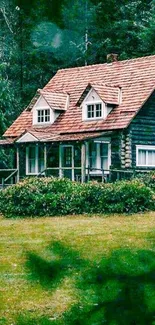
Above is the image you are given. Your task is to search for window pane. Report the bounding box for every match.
[138,149,146,165]
[87,105,94,118]
[74,145,81,167]
[89,142,97,169]
[28,146,36,173]
[100,143,108,156]
[100,144,108,170]
[101,157,108,170]
[148,150,155,165]
[37,109,50,123]
[45,109,50,122]
[62,147,72,167]
[96,104,102,117]
[47,146,59,168]
[38,147,44,172]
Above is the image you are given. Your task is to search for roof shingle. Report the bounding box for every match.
[4,54,155,138]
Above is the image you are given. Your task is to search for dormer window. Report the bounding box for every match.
[32,91,69,126]
[87,103,102,119]
[37,109,50,123]
[77,83,120,123]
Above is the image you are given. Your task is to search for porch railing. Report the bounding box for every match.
[37,166,152,183]
[0,169,18,189]
[86,167,152,182]
[37,167,82,181]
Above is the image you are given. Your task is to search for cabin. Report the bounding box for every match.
[1,54,155,186]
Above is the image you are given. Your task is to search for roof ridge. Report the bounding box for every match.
[39,89,69,95]
[91,82,120,88]
[57,54,155,72]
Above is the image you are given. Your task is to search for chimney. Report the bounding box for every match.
[107,53,118,63]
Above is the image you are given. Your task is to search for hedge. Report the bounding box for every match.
[0,177,154,217]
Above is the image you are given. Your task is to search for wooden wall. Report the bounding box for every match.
[111,131,122,168]
[129,91,155,169]
[19,145,26,178]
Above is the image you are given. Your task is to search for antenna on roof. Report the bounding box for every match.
[85,0,88,66]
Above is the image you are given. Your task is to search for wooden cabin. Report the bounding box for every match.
[1,54,155,186]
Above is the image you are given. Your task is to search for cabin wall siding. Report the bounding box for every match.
[111,131,122,168]
[19,145,26,177]
[129,91,155,169]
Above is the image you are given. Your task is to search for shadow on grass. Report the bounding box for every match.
[15,314,55,325]
[25,241,88,290]
[24,243,155,325]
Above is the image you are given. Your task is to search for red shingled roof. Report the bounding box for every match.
[0,138,14,145]
[77,83,120,106]
[4,55,155,138]
[38,89,69,111]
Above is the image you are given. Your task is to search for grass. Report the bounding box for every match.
[0,212,155,324]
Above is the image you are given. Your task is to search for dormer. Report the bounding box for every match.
[76,83,121,122]
[33,89,69,126]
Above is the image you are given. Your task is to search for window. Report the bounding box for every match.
[100,143,109,170]
[28,146,36,173]
[88,141,110,172]
[88,142,97,169]
[136,146,155,166]
[37,109,50,123]
[26,145,45,174]
[62,147,72,167]
[87,103,102,119]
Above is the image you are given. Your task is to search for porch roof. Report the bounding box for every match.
[0,139,14,146]
[16,130,112,143]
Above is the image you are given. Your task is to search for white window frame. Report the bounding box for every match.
[37,108,51,124]
[136,145,155,167]
[26,145,45,175]
[86,103,103,119]
[84,101,104,121]
[86,140,111,174]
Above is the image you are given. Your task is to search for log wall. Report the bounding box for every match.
[129,91,155,169]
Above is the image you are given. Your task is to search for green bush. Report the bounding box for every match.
[135,171,155,191]
[0,177,154,217]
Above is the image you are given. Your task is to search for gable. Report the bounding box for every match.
[34,96,50,109]
[84,88,101,103]
[16,132,38,143]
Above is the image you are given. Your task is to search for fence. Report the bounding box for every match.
[0,167,153,188]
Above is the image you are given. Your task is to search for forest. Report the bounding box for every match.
[1,0,155,137]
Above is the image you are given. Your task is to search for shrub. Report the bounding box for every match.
[135,171,155,191]
[0,177,154,217]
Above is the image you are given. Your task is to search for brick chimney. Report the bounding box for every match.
[107,53,119,63]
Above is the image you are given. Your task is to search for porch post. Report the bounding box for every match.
[44,143,47,175]
[59,144,63,178]
[16,146,20,182]
[81,142,86,183]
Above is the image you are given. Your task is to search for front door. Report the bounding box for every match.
[61,145,74,180]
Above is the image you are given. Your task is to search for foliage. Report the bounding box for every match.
[1,0,155,138]
[0,177,154,217]
[135,171,155,191]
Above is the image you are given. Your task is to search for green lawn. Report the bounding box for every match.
[0,213,155,325]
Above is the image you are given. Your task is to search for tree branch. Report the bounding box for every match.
[0,7,13,34]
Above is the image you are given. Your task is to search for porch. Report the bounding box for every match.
[0,135,153,188]
[18,138,111,182]
[0,136,111,187]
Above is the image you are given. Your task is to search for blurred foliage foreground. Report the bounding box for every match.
[15,243,155,325]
